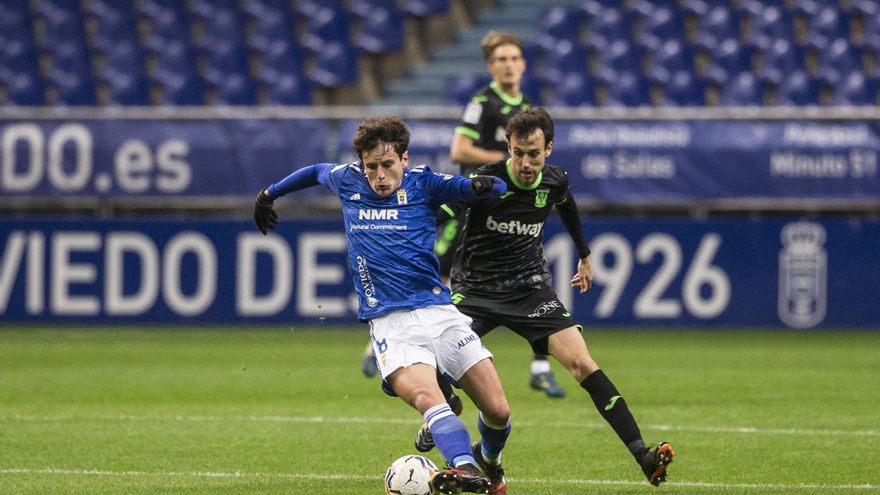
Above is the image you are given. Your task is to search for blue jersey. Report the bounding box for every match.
[307,162,480,321]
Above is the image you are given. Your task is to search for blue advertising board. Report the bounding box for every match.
[1,216,877,328]
[5,119,877,204]
[0,119,327,197]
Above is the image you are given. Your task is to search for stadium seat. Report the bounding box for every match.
[246,8,298,53]
[719,71,765,105]
[750,5,793,50]
[351,4,404,55]
[594,39,642,83]
[606,71,650,106]
[400,0,450,17]
[637,6,685,51]
[694,5,740,51]
[45,48,97,105]
[535,7,585,48]
[777,70,823,105]
[646,39,695,84]
[300,4,352,54]
[833,72,879,105]
[0,69,45,105]
[712,38,757,80]
[548,72,595,106]
[587,6,633,51]
[540,39,589,86]
[263,72,311,105]
[443,74,491,105]
[307,41,359,88]
[663,70,708,106]
[807,5,849,48]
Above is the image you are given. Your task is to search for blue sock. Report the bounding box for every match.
[425,403,476,467]
[477,412,511,464]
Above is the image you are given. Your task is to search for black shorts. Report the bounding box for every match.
[453,286,582,355]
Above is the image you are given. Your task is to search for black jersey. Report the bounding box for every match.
[454,83,532,173]
[451,159,571,293]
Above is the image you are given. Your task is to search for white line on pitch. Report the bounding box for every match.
[0,467,877,491]
[5,413,878,437]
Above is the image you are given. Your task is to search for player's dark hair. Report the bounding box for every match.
[506,107,554,147]
[352,116,410,159]
[480,31,523,61]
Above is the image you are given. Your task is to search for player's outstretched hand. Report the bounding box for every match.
[470,175,502,196]
[253,190,278,235]
[570,256,594,293]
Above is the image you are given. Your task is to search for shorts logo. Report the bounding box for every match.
[534,188,549,208]
[457,334,478,348]
[528,300,563,318]
[451,292,465,304]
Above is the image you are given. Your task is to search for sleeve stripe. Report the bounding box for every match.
[454,126,480,140]
[440,204,456,218]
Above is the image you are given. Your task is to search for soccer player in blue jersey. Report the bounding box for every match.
[253,116,512,495]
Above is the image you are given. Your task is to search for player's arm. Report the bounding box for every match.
[253,163,333,235]
[436,201,467,225]
[556,190,593,293]
[450,132,506,167]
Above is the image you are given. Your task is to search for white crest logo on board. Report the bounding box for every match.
[778,222,827,328]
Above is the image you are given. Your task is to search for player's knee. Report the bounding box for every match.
[568,354,599,382]
[407,386,447,412]
[480,399,510,426]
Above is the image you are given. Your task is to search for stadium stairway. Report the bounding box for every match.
[374,0,577,105]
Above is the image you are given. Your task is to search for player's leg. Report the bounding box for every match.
[528,352,566,398]
[458,359,510,495]
[415,370,464,452]
[374,309,488,494]
[361,340,379,377]
[547,327,675,486]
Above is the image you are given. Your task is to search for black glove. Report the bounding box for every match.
[470,175,499,196]
[253,190,278,235]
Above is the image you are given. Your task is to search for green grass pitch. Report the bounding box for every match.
[1,327,878,495]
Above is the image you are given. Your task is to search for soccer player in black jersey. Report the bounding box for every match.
[445,31,567,399]
[418,108,676,489]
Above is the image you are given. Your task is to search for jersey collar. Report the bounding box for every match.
[490,81,523,106]
[506,158,542,189]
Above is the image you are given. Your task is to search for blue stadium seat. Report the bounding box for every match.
[606,71,650,106]
[712,38,757,80]
[300,4,352,54]
[820,38,862,84]
[535,7,585,48]
[694,5,740,51]
[351,4,404,54]
[586,6,633,51]
[443,74,491,105]
[211,73,257,105]
[548,72,595,106]
[777,70,823,105]
[719,72,766,105]
[750,5,793,50]
[400,0,450,17]
[833,72,879,104]
[637,6,684,51]
[595,39,642,83]
[307,41,358,87]
[646,39,695,84]
[45,48,97,105]
[1,69,45,105]
[540,39,589,86]
[246,7,298,53]
[258,40,306,82]
[263,72,311,105]
[808,6,849,49]
[663,70,707,106]
[150,42,204,106]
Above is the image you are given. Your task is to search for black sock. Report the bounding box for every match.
[533,353,548,361]
[436,370,456,401]
[581,369,647,462]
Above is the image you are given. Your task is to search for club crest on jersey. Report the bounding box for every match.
[534,188,549,208]
[396,188,408,205]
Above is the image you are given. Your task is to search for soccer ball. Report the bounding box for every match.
[384,454,439,495]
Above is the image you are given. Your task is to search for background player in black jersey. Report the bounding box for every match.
[417,108,676,488]
[442,30,567,399]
